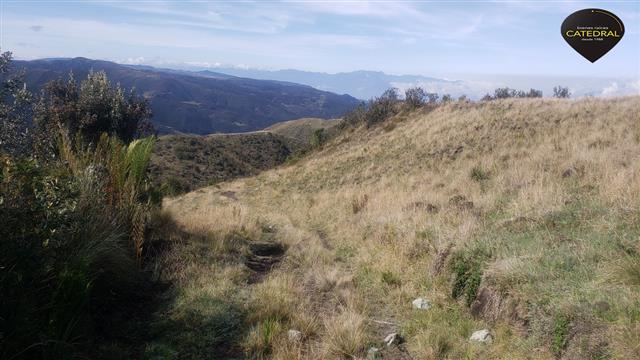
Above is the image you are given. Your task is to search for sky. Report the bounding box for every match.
[1,1,639,82]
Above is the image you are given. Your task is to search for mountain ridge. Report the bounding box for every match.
[15,57,360,134]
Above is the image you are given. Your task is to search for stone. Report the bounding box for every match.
[287,329,303,342]
[384,332,402,346]
[412,297,431,310]
[469,329,493,344]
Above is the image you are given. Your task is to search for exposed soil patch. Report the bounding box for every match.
[245,242,286,283]
[220,190,237,200]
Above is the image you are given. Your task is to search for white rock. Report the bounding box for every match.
[367,347,381,359]
[384,332,402,346]
[412,297,431,310]
[287,329,303,342]
[469,329,493,344]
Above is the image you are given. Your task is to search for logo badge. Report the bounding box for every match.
[561,9,624,63]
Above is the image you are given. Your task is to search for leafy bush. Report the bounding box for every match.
[404,87,427,109]
[366,88,400,127]
[33,70,154,156]
[310,128,328,148]
[1,57,157,358]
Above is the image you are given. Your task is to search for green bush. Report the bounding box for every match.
[33,70,153,157]
[450,245,490,306]
[1,132,156,358]
[310,128,327,148]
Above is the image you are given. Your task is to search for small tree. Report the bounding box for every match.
[404,87,426,109]
[441,94,452,103]
[553,86,571,98]
[34,70,153,154]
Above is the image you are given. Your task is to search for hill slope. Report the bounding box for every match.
[154,97,640,359]
[15,58,360,134]
[265,117,342,151]
[149,132,292,194]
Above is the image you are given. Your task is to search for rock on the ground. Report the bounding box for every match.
[367,347,381,359]
[412,297,431,310]
[384,332,403,346]
[288,329,303,342]
[469,329,493,344]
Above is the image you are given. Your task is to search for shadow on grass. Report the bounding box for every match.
[109,212,252,360]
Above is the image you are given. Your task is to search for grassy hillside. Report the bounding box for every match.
[150,118,342,194]
[151,97,639,359]
[149,132,292,194]
[265,118,342,151]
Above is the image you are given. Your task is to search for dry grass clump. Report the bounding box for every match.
[157,96,640,359]
[321,309,369,358]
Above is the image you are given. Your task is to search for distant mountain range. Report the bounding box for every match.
[147,63,639,100]
[15,58,360,134]
[163,66,461,100]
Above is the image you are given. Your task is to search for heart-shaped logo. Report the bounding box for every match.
[561,9,624,63]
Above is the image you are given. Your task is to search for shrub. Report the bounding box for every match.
[33,70,154,155]
[342,102,367,127]
[1,54,157,358]
[482,87,542,101]
[0,148,151,358]
[425,92,439,104]
[404,87,427,109]
[310,128,327,148]
[0,50,32,156]
[553,86,571,98]
[366,88,400,127]
[450,246,490,306]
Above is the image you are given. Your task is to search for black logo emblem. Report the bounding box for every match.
[561,9,624,63]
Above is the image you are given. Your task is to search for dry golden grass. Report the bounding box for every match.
[159,96,640,359]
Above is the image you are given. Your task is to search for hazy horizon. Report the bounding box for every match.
[3,1,639,76]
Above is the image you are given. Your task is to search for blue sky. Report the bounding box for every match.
[2,0,639,80]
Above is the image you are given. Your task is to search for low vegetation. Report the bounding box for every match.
[157,95,639,359]
[1,51,158,359]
